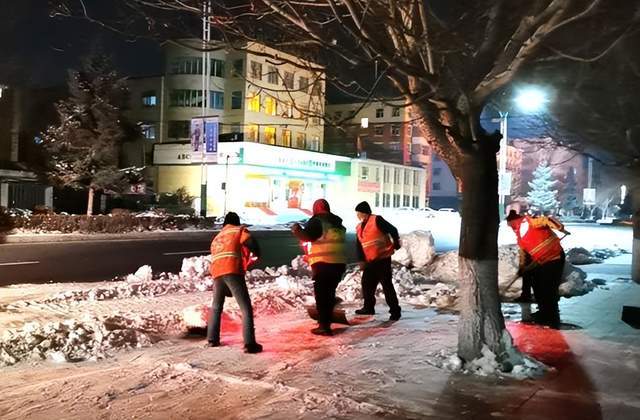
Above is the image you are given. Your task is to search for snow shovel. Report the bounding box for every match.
[306,305,350,325]
[504,232,570,293]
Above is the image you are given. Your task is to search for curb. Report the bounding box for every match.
[0,227,293,244]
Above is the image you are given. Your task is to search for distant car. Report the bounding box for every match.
[437,208,458,213]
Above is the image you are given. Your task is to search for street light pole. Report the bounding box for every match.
[498,111,509,218]
[199,0,211,218]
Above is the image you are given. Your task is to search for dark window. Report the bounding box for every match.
[412,196,419,208]
[393,194,400,207]
[375,193,380,207]
[210,59,225,77]
[298,76,309,93]
[383,193,391,207]
[392,107,400,117]
[267,66,278,84]
[403,195,410,206]
[231,91,242,109]
[250,61,263,79]
[374,126,384,136]
[168,121,190,139]
[210,91,224,109]
[169,90,203,108]
[433,167,442,176]
[283,72,294,89]
[433,182,441,191]
[232,59,243,77]
[376,108,384,118]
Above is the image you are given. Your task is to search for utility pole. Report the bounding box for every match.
[200,0,211,217]
[498,111,509,218]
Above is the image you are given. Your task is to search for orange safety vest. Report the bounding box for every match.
[306,219,346,266]
[513,216,563,264]
[210,225,252,278]
[356,215,394,262]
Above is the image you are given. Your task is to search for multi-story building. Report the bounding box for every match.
[125,40,325,169]
[0,84,53,210]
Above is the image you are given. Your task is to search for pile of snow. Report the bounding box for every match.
[423,245,592,300]
[566,247,603,265]
[428,332,547,380]
[0,312,184,367]
[392,231,436,269]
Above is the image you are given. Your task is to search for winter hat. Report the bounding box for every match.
[355,201,372,214]
[506,210,522,222]
[312,199,331,215]
[223,212,241,226]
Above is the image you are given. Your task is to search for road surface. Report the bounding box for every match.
[0,231,358,285]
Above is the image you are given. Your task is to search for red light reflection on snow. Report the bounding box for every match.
[506,321,571,367]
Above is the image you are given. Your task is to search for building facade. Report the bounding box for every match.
[125,40,326,169]
[153,141,426,221]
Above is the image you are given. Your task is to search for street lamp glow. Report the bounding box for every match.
[514,87,548,113]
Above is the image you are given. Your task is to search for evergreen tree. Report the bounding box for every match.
[561,167,579,215]
[44,52,129,215]
[527,162,559,212]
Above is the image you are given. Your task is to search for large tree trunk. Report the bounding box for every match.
[86,187,94,216]
[457,146,507,363]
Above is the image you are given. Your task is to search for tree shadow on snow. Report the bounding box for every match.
[432,323,603,420]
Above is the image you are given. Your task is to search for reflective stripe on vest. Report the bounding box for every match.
[210,225,246,278]
[356,215,394,262]
[308,219,346,265]
[515,216,563,264]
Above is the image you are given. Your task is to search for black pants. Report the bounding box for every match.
[361,257,401,315]
[207,274,257,345]
[529,253,565,325]
[311,262,346,327]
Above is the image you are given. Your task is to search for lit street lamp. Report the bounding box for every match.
[495,86,549,218]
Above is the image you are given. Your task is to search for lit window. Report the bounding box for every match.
[248,93,261,112]
[392,107,400,117]
[141,91,157,107]
[267,66,278,84]
[141,124,156,140]
[231,91,242,109]
[264,126,276,145]
[247,124,259,142]
[282,129,292,147]
[209,91,224,109]
[360,166,369,180]
[250,61,263,80]
[264,96,277,116]
[376,108,384,118]
[295,132,306,149]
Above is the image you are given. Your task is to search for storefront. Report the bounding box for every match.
[153,142,352,221]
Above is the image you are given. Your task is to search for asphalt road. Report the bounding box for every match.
[0,231,358,286]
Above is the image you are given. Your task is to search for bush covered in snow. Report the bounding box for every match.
[5,212,219,234]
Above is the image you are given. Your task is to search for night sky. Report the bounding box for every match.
[0,0,162,87]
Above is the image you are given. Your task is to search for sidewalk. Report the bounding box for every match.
[0,260,638,419]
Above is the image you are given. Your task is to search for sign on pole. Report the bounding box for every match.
[190,116,218,163]
[204,117,219,154]
[498,171,512,196]
[583,188,596,205]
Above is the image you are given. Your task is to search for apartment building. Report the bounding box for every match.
[125,40,325,167]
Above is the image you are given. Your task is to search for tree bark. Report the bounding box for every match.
[87,187,94,216]
[457,144,507,363]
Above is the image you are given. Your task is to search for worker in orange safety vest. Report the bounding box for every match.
[292,199,346,336]
[507,210,570,329]
[354,201,402,321]
[207,212,262,353]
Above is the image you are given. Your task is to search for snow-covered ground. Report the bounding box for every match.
[0,254,637,419]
